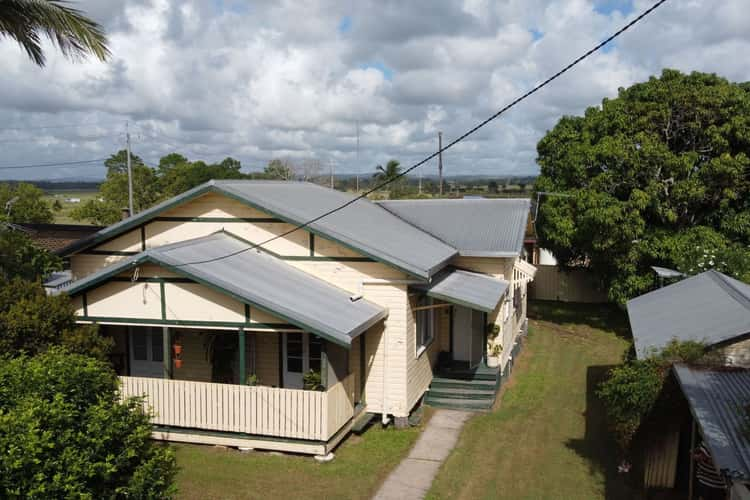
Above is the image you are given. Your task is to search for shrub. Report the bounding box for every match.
[0,277,112,359]
[0,348,177,498]
[597,339,711,449]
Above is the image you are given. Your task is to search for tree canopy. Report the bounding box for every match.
[0,182,54,223]
[0,348,176,498]
[0,227,61,281]
[535,70,750,303]
[72,151,250,225]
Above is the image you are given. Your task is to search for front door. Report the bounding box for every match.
[282,333,323,389]
[452,306,484,368]
[129,326,164,378]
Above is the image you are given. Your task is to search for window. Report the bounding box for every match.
[309,335,322,373]
[416,295,435,355]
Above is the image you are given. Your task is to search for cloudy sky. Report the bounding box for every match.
[1,0,749,181]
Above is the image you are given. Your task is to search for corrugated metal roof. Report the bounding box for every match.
[673,364,750,481]
[64,232,387,347]
[627,270,750,358]
[60,181,457,279]
[378,198,530,257]
[421,268,509,313]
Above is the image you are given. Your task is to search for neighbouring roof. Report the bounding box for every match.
[63,232,387,347]
[11,223,102,253]
[627,270,750,358]
[419,268,509,313]
[378,198,530,257]
[673,364,750,482]
[60,181,457,279]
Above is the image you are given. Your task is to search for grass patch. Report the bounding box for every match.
[43,190,99,224]
[427,301,636,500]
[174,418,426,500]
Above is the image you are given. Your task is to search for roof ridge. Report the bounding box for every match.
[707,270,750,313]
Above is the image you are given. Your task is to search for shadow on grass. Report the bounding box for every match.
[528,300,632,341]
[565,364,645,500]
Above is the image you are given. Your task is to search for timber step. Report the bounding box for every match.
[424,396,494,411]
[426,366,500,411]
[426,387,497,400]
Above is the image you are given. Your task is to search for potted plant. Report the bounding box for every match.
[303,370,323,391]
[245,374,259,386]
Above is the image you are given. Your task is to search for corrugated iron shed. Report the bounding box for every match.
[378,198,530,257]
[626,270,750,358]
[64,231,387,347]
[674,364,750,482]
[421,268,509,313]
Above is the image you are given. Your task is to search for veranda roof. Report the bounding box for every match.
[64,231,387,347]
[420,268,509,313]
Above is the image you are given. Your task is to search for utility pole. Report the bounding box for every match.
[438,131,443,196]
[356,120,360,192]
[418,173,422,195]
[126,121,134,217]
[330,159,335,189]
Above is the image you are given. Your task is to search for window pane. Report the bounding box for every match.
[309,336,322,359]
[287,357,303,372]
[309,359,321,372]
[286,333,302,356]
[132,332,147,360]
[151,330,163,362]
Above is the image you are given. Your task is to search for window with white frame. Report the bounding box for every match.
[416,295,435,354]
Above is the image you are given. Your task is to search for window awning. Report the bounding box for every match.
[421,269,509,313]
[63,231,387,348]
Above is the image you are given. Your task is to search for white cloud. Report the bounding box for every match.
[1,0,749,180]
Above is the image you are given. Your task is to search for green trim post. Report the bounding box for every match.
[163,326,171,379]
[160,281,166,320]
[82,293,88,316]
[320,339,328,389]
[238,328,246,385]
[140,226,146,251]
[244,303,251,323]
[309,233,315,257]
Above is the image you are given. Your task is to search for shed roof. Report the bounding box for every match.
[673,364,750,482]
[378,198,530,257]
[420,268,509,313]
[64,232,387,347]
[627,270,750,358]
[60,181,457,279]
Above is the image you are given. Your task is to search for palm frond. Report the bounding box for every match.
[0,0,110,66]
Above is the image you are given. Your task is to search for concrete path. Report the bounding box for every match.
[373,409,472,500]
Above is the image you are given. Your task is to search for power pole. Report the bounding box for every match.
[438,131,443,196]
[330,159,335,189]
[126,121,134,217]
[356,120,360,192]
[418,173,422,195]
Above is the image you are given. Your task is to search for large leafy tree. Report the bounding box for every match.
[158,156,246,198]
[0,277,111,359]
[0,227,61,281]
[535,70,750,303]
[0,348,176,498]
[0,0,109,66]
[0,182,54,223]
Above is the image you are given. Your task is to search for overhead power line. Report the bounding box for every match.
[172,0,670,268]
[0,158,108,170]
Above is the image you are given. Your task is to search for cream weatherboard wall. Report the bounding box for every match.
[69,191,422,418]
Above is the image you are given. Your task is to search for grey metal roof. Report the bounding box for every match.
[60,180,457,279]
[421,268,509,313]
[64,232,387,347]
[627,270,750,358]
[378,198,530,257]
[673,364,750,481]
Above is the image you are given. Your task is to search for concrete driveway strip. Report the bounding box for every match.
[373,409,472,500]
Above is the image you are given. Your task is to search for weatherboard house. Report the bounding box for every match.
[60,181,535,456]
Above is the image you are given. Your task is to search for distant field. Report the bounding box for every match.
[43,190,100,225]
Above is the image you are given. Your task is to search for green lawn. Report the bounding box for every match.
[43,190,99,224]
[174,415,427,500]
[427,301,637,500]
